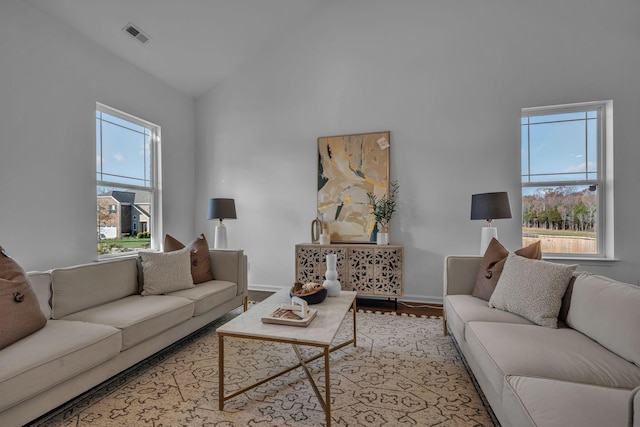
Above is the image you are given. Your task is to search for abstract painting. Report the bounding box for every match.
[317,131,390,243]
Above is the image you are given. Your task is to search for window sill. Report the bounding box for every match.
[96,252,146,262]
[542,256,619,265]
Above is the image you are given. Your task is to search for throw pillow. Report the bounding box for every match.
[0,246,47,350]
[471,238,542,301]
[488,253,578,328]
[139,246,194,296]
[164,234,215,284]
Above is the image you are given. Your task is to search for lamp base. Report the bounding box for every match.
[480,227,498,255]
[214,224,227,249]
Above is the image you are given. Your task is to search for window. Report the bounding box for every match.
[521,101,613,258]
[96,103,161,256]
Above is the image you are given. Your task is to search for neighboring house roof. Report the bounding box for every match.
[110,191,136,204]
[132,204,150,218]
[98,190,151,204]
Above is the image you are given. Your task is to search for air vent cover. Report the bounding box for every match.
[122,22,151,44]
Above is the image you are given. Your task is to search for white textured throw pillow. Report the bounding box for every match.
[140,247,194,296]
[489,253,578,328]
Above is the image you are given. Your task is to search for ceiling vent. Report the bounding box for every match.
[122,22,151,44]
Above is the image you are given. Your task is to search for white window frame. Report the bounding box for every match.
[521,100,614,259]
[96,102,162,257]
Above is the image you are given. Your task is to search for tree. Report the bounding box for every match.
[97,205,112,239]
[547,208,562,230]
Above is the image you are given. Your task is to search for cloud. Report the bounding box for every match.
[113,152,124,162]
[563,161,595,173]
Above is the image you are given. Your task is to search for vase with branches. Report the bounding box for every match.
[367,181,399,244]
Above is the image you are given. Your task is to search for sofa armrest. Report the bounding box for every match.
[630,386,640,427]
[209,249,247,297]
[443,255,481,296]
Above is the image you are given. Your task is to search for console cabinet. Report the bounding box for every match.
[295,243,404,297]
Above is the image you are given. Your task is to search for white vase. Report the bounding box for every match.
[323,253,341,297]
[319,232,330,245]
[376,232,389,245]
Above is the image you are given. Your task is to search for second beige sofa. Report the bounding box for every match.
[444,255,640,427]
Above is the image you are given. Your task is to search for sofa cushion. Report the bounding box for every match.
[465,321,640,401]
[61,295,194,350]
[164,233,215,284]
[0,319,121,412]
[566,272,640,367]
[51,258,139,319]
[167,279,237,316]
[0,247,47,350]
[140,247,194,296]
[472,238,541,301]
[444,294,533,342]
[489,254,577,328]
[28,271,52,319]
[502,375,631,427]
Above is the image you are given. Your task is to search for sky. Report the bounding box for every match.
[521,110,597,184]
[96,111,151,188]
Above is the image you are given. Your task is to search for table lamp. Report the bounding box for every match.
[470,192,512,254]
[207,198,237,249]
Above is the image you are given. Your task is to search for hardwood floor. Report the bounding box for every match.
[355,297,443,317]
[248,290,443,317]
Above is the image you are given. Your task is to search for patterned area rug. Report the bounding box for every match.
[29,308,497,426]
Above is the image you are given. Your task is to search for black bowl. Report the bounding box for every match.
[290,287,328,305]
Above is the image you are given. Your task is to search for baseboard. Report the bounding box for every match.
[248,284,285,293]
[247,284,443,305]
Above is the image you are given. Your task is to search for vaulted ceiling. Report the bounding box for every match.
[26,0,325,97]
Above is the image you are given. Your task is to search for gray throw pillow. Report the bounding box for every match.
[489,253,578,328]
[140,246,194,296]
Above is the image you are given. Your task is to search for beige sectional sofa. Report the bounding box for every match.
[444,255,640,427]
[0,249,247,427]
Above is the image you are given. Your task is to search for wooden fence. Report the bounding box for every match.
[523,235,596,254]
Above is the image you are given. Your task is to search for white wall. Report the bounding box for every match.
[0,1,196,271]
[196,0,640,301]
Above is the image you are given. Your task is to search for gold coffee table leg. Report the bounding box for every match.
[291,344,332,427]
[218,335,224,410]
[352,298,357,347]
[325,346,331,426]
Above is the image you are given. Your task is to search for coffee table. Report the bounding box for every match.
[217,288,357,426]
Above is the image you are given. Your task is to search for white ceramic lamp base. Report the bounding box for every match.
[480,226,498,255]
[214,224,228,249]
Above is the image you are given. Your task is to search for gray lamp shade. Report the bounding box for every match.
[470,192,512,221]
[207,198,237,221]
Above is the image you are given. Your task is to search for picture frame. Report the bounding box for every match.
[317,131,390,243]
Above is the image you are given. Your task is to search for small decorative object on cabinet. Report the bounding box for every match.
[310,216,322,243]
[295,243,403,300]
[319,222,331,245]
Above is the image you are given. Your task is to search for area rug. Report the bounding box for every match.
[29,309,497,426]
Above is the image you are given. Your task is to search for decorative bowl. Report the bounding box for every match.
[290,282,328,305]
